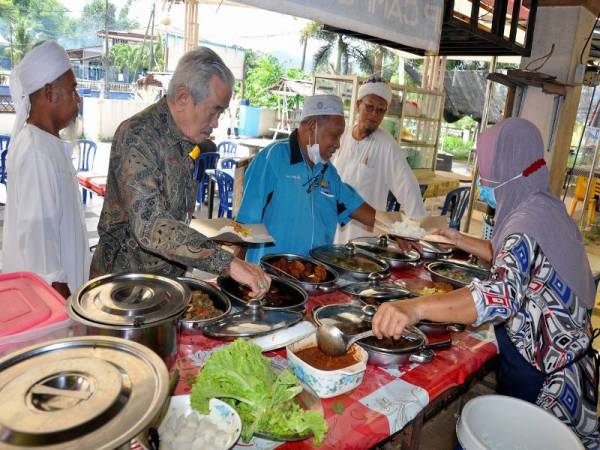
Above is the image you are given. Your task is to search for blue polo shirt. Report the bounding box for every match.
[237,130,364,264]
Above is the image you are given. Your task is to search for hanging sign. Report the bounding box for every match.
[236,0,443,53]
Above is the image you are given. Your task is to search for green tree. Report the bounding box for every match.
[243,52,284,108]
[300,21,372,75]
[110,40,164,82]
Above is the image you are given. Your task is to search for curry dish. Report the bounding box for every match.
[435,267,474,284]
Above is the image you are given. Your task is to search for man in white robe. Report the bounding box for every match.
[331,77,426,244]
[2,40,89,298]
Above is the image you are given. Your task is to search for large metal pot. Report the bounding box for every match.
[310,243,390,280]
[312,303,446,367]
[68,273,190,363]
[217,274,308,312]
[0,336,169,450]
[349,235,421,269]
[260,253,339,294]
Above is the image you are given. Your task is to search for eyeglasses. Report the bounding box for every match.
[361,102,386,115]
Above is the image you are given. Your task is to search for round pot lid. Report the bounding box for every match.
[71,273,190,327]
[217,275,307,310]
[310,244,389,274]
[202,300,303,338]
[312,303,424,353]
[0,336,169,450]
[350,236,420,263]
[342,273,414,302]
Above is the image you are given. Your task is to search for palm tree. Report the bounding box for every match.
[11,17,34,64]
[300,21,373,75]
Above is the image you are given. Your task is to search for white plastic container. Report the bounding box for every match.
[286,333,368,399]
[456,395,584,450]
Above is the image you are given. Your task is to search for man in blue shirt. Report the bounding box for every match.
[237,95,397,263]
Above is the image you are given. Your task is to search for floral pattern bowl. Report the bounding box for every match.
[286,333,368,399]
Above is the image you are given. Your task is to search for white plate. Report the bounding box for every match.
[250,321,316,352]
[158,396,241,450]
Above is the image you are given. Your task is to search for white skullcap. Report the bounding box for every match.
[300,95,344,120]
[9,40,72,146]
[357,81,392,105]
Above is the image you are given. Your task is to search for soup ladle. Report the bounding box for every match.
[316,323,374,356]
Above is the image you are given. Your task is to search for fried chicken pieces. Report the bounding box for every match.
[271,257,328,283]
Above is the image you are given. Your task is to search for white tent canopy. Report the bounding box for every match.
[234,0,443,53]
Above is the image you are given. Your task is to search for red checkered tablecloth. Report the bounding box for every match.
[170,265,498,449]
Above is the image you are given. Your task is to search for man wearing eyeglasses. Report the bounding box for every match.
[331,77,426,244]
[237,95,397,263]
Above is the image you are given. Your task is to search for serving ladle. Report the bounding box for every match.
[316,323,374,356]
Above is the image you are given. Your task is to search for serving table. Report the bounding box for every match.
[171,265,498,450]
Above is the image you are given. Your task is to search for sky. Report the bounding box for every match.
[59,0,322,69]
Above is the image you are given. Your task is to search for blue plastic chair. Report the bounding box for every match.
[215,170,234,218]
[218,140,237,157]
[77,139,97,172]
[386,184,428,212]
[440,187,471,230]
[194,152,220,204]
[0,135,9,185]
[77,139,97,204]
[219,158,237,169]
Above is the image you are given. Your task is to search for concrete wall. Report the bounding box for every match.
[82,97,154,141]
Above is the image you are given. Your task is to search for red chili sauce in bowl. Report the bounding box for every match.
[294,346,359,371]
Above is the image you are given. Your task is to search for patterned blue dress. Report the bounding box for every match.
[469,233,599,448]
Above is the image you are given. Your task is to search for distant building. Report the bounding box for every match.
[96,25,246,79]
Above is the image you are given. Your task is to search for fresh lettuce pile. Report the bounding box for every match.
[190,339,328,444]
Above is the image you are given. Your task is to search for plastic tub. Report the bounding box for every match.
[456,395,584,450]
[0,272,75,356]
[286,333,368,398]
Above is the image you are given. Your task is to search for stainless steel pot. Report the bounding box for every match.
[177,277,231,333]
[417,321,465,339]
[312,303,447,368]
[0,336,169,450]
[260,253,339,294]
[426,259,490,288]
[68,273,190,363]
[310,243,390,280]
[349,235,421,269]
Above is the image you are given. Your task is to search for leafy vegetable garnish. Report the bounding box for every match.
[190,339,328,444]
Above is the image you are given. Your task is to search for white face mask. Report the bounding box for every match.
[306,122,325,165]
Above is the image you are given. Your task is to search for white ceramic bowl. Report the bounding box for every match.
[286,332,368,399]
[158,396,241,450]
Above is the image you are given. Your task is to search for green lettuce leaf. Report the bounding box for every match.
[190,339,328,445]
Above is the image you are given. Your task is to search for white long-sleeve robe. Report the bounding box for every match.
[2,124,90,292]
[331,127,426,244]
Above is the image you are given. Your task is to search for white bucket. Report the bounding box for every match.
[456,395,584,450]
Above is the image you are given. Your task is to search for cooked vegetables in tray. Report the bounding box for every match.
[184,291,224,321]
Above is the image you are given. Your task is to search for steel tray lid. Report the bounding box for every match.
[71,273,190,326]
[0,336,169,450]
[312,303,424,353]
[202,301,303,338]
[341,273,414,302]
[350,236,420,262]
[310,244,389,274]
